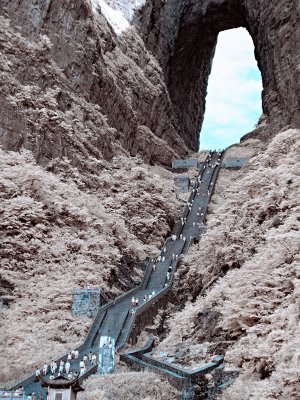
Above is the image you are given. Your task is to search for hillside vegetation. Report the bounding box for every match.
[0,149,180,385]
[158,129,300,399]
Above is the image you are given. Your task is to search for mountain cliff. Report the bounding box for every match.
[0,1,300,399]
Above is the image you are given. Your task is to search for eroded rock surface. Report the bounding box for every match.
[1,1,300,398]
[0,0,188,167]
[1,0,300,161]
[137,0,300,148]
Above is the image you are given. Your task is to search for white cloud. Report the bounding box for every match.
[200,28,263,150]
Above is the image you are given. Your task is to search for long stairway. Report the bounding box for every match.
[9,151,223,398]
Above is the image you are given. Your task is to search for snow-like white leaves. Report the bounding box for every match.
[0,149,180,385]
[90,0,146,35]
[158,129,300,399]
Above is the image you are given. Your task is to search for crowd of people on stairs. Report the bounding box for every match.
[34,349,98,382]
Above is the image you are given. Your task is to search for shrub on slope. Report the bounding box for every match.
[158,130,300,399]
[78,370,179,400]
[0,149,179,385]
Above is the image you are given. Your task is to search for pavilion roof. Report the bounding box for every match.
[38,375,84,392]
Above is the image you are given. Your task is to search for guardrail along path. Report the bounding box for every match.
[10,151,223,398]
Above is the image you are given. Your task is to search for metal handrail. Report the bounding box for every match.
[10,152,224,392]
[118,152,223,352]
[83,261,152,348]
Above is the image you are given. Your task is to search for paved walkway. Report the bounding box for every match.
[10,151,223,398]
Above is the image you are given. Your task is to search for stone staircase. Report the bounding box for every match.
[9,151,225,399]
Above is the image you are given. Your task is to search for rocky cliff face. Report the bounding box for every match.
[1,1,300,399]
[0,0,188,169]
[137,0,300,148]
[1,0,299,163]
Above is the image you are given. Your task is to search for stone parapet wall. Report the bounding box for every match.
[126,288,172,345]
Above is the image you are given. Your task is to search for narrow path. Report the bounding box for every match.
[10,151,223,398]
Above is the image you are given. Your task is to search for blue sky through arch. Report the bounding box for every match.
[199,28,263,150]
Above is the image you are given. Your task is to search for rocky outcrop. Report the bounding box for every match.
[1,0,299,165]
[137,0,300,148]
[0,0,188,168]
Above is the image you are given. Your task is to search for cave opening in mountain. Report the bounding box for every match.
[199,28,263,150]
[162,0,271,153]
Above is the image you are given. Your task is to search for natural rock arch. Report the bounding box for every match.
[1,0,299,165]
[137,0,300,150]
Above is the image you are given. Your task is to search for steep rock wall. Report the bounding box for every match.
[1,0,299,162]
[137,0,300,149]
[0,0,188,167]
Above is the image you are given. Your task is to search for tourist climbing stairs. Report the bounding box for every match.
[9,151,224,399]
